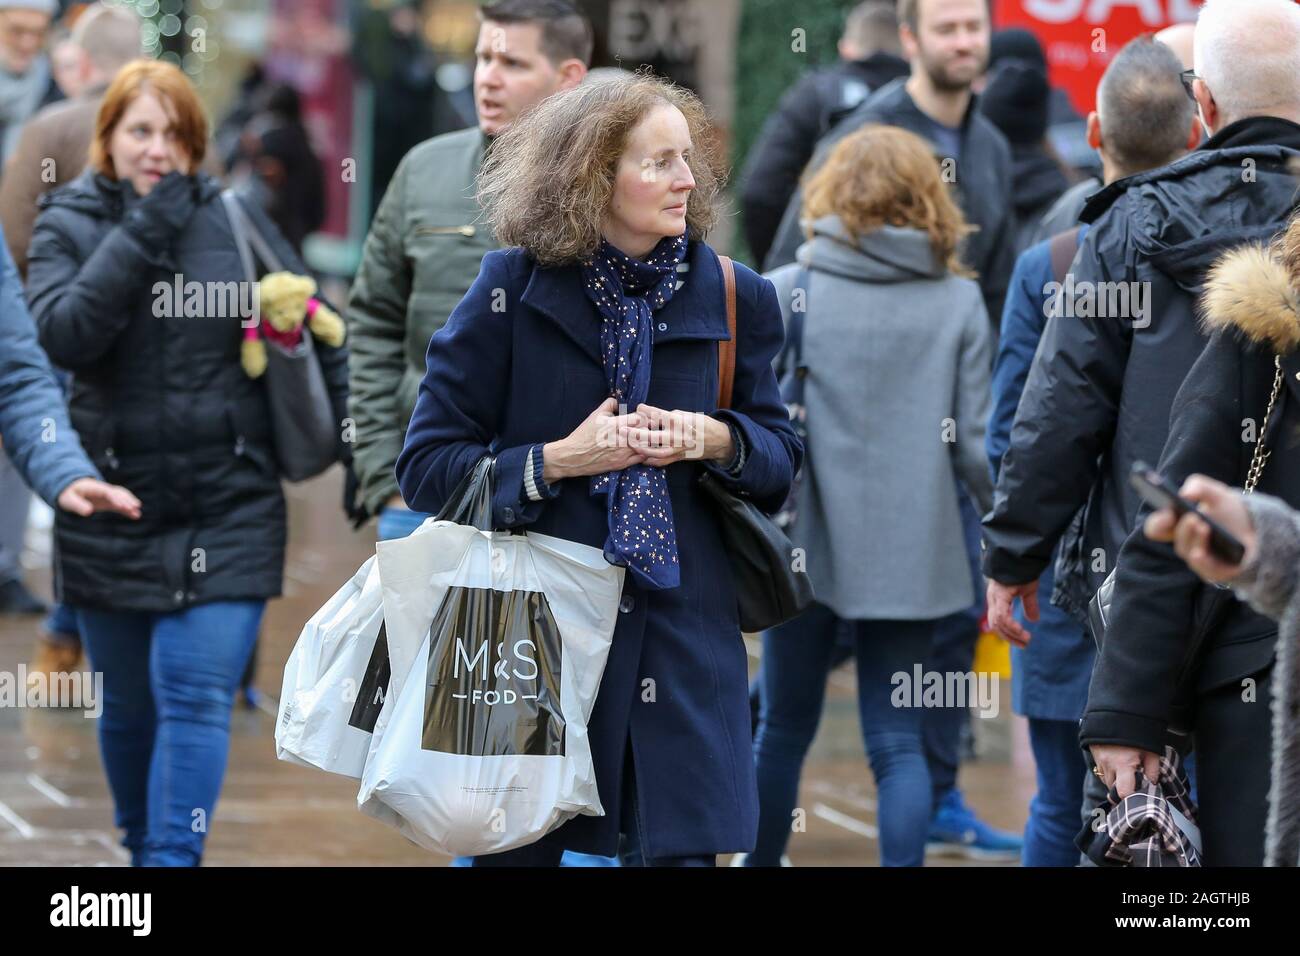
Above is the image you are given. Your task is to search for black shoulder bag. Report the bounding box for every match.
[222,189,339,483]
[696,254,815,633]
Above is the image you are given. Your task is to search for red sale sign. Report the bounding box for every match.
[993,0,1203,114]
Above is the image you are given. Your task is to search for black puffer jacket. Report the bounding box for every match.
[26,170,348,612]
[981,117,1300,623]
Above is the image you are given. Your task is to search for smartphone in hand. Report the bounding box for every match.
[1129,462,1246,565]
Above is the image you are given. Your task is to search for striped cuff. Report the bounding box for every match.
[524,443,560,501]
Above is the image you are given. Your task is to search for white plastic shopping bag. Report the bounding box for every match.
[356,461,623,857]
[275,554,391,778]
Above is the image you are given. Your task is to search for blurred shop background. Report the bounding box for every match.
[69,0,1196,289]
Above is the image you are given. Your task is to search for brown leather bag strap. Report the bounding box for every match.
[716,254,737,410]
[1047,225,1082,285]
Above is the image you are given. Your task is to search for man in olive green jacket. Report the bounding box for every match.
[346,0,589,527]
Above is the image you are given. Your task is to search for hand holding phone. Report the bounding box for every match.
[1133,463,1253,574]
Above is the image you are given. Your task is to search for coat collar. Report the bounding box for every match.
[518,237,731,366]
[1080,117,1300,224]
[1199,241,1300,410]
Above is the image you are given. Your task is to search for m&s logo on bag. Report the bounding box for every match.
[422,587,566,757]
[452,637,539,705]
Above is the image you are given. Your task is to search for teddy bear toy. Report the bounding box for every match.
[240,271,346,378]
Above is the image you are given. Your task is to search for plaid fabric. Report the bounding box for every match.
[1090,747,1202,867]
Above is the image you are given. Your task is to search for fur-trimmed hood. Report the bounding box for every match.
[1200,242,1300,352]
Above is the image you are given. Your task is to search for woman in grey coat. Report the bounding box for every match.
[747,124,993,867]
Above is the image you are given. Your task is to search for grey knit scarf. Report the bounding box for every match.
[0,54,50,161]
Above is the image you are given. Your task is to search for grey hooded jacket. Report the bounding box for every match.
[765,216,993,620]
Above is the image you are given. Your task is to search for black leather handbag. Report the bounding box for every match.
[701,255,814,633]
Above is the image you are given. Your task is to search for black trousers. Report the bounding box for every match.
[1079,662,1274,866]
[1195,662,1274,865]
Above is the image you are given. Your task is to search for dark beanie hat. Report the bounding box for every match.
[979,61,1050,145]
[989,27,1047,72]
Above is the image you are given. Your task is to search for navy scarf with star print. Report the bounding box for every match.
[579,233,689,590]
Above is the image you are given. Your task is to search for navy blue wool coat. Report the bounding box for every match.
[396,239,801,858]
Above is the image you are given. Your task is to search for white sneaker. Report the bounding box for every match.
[729,852,793,866]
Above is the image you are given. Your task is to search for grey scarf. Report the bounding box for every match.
[0,54,50,162]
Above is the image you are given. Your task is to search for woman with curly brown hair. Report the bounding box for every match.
[748,124,993,867]
[396,73,801,866]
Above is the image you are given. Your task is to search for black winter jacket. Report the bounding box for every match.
[1005,143,1070,258]
[26,170,349,612]
[982,117,1300,625]
[764,77,1016,327]
[1081,237,1300,751]
[739,52,909,265]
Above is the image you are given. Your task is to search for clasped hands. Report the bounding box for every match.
[542,397,734,483]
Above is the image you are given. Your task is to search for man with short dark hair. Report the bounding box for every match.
[1030,24,1202,246]
[985,36,1199,866]
[766,0,1013,327]
[983,0,1300,864]
[347,0,590,533]
[739,1,908,264]
[346,2,592,862]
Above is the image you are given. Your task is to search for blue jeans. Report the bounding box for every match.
[376,505,435,542]
[1024,718,1087,867]
[751,602,935,866]
[924,486,983,802]
[78,600,264,866]
[377,505,620,868]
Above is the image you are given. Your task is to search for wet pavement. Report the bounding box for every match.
[0,470,1034,866]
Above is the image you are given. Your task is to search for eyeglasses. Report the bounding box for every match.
[1180,69,1200,102]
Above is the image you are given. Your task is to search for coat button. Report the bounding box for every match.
[173,590,184,604]
[657,322,667,332]
[619,594,635,614]
[502,506,515,522]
